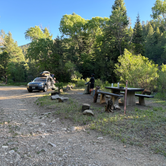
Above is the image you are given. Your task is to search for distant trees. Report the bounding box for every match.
[2,0,166,92]
[0,30,25,83]
[132,14,144,55]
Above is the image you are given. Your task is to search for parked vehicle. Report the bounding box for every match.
[27,71,56,92]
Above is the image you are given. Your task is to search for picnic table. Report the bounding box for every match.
[105,86,144,106]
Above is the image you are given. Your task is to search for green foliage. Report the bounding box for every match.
[115,49,159,90]
[25,26,53,41]
[156,64,166,99]
[56,82,64,93]
[72,78,86,87]
[0,30,25,83]
[132,14,144,55]
[151,0,166,20]
[7,62,27,82]
[95,79,103,87]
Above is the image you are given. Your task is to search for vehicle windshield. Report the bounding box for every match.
[33,78,46,82]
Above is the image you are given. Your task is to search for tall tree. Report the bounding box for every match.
[0,51,10,83]
[25,26,53,41]
[3,32,25,62]
[132,14,144,55]
[106,0,129,55]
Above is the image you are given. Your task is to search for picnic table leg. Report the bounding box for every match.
[124,91,136,106]
[138,96,145,105]
[93,86,100,103]
[100,94,106,104]
[111,96,119,105]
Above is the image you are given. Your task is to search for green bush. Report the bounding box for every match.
[72,78,86,87]
[156,64,166,99]
[115,49,159,91]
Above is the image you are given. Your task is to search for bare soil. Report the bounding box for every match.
[0,86,166,166]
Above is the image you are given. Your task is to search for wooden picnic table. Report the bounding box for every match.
[105,86,144,106]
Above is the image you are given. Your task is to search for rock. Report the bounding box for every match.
[58,97,69,102]
[2,146,8,148]
[83,110,94,116]
[15,153,20,163]
[51,95,69,102]
[82,103,90,112]
[114,104,121,110]
[40,123,46,126]
[9,150,15,154]
[71,126,76,132]
[48,142,56,147]
[41,112,51,115]
[51,94,60,100]
[52,118,59,123]
[97,137,103,140]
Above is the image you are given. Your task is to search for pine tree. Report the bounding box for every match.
[4,32,25,62]
[112,0,127,16]
[107,0,129,55]
[132,14,144,55]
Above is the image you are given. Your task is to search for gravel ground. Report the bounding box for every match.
[0,86,166,166]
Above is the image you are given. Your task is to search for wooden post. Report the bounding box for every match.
[124,80,128,114]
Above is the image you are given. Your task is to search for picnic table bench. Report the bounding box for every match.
[120,92,154,105]
[135,94,154,105]
[94,90,123,104]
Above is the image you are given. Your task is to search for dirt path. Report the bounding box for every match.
[0,86,165,166]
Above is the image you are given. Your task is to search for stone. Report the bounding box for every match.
[51,94,60,100]
[114,104,121,110]
[48,142,56,147]
[82,103,90,112]
[9,150,15,154]
[83,110,94,116]
[41,112,51,115]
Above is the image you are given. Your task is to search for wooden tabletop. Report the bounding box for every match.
[105,86,144,92]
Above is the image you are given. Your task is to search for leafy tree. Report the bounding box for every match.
[0,51,10,83]
[26,38,54,70]
[115,49,159,91]
[3,32,25,62]
[157,63,166,98]
[25,26,53,41]
[151,0,166,20]
[132,14,144,55]
[0,30,25,83]
[7,61,27,82]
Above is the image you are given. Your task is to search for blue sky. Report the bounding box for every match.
[0,0,156,46]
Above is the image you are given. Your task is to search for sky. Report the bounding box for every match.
[0,0,157,46]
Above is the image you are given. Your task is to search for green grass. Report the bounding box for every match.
[36,91,166,157]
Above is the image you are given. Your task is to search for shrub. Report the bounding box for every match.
[115,49,159,91]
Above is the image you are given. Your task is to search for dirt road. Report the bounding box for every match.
[0,86,165,166]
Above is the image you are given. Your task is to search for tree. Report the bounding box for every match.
[106,0,129,55]
[0,30,25,83]
[151,0,166,20]
[25,26,53,41]
[26,38,54,70]
[3,32,25,62]
[0,51,10,83]
[115,49,159,91]
[132,14,144,55]
[157,63,166,99]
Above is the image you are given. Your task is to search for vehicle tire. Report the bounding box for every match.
[43,85,48,92]
[28,89,32,92]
